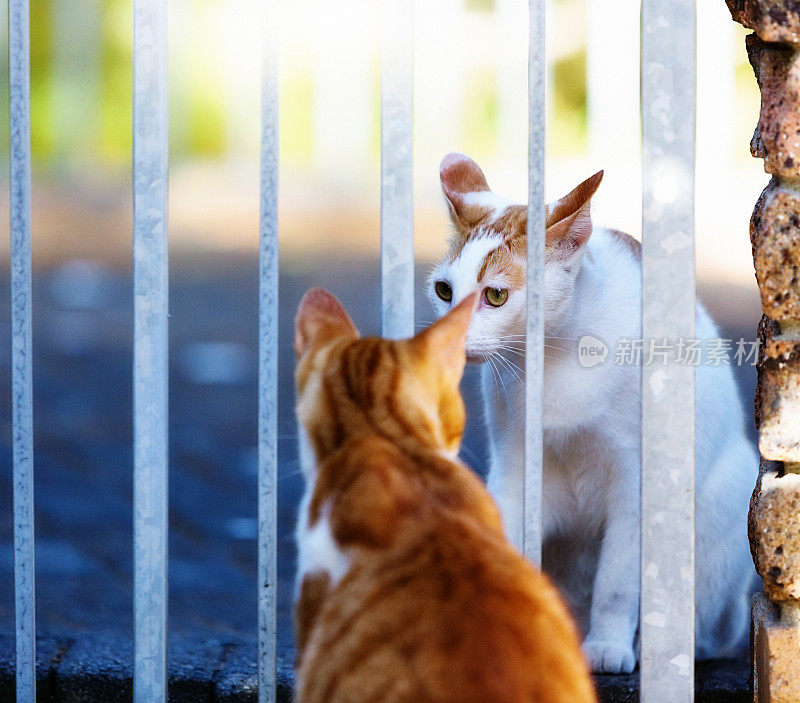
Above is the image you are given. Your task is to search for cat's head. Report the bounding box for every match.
[294,288,477,472]
[428,153,603,361]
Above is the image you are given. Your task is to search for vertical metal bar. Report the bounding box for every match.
[257,0,279,699]
[640,1,696,700]
[380,0,414,340]
[524,0,545,565]
[9,0,35,699]
[132,0,169,699]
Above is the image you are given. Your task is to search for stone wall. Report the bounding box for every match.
[726,1,800,700]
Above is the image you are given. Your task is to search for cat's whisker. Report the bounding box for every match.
[495,340,573,354]
[279,458,304,482]
[494,340,526,348]
[546,335,583,343]
[494,354,525,390]
[496,349,529,364]
[488,354,513,411]
[495,351,522,372]
[489,357,512,413]
[543,344,573,354]
[495,351,526,378]
[279,467,304,482]
[485,355,502,401]
[458,442,482,467]
[497,363,513,412]
[498,347,525,357]
[489,357,504,401]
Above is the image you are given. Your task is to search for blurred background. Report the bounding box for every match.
[0,0,766,655]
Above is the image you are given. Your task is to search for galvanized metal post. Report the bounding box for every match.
[640,1,696,700]
[380,0,414,340]
[132,0,169,699]
[9,0,35,699]
[524,0,545,565]
[257,0,279,699]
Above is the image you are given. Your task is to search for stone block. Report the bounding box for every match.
[751,182,800,320]
[747,36,800,177]
[756,316,800,460]
[728,0,800,43]
[749,455,783,569]
[749,462,800,600]
[752,591,800,703]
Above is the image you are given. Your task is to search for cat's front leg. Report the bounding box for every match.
[486,440,525,551]
[583,448,640,674]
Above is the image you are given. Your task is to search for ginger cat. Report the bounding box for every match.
[293,288,597,703]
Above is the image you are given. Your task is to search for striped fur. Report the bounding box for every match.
[293,289,598,703]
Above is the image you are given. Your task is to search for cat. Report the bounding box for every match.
[293,288,598,703]
[427,153,756,674]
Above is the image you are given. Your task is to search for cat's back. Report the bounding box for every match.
[584,227,642,325]
[297,445,598,703]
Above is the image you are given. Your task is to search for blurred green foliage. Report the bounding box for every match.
[4,0,230,170]
[30,0,55,159]
[98,0,132,166]
[5,0,591,170]
[463,67,500,157]
[551,50,587,153]
[465,0,495,11]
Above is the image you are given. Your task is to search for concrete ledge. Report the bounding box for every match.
[0,631,294,702]
[0,631,748,702]
[594,656,750,702]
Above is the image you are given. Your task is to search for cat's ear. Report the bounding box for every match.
[439,153,497,234]
[413,292,477,382]
[295,288,359,358]
[545,170,604,260]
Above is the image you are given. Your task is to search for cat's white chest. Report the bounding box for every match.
[294,492,350,597]
[542,434,612,536]
[481,360,613,541]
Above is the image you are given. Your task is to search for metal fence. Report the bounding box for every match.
[9,0,697,701]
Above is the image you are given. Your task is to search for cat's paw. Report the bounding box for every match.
[582,639,636,674]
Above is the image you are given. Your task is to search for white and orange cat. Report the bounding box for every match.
[293,288,598,703]
[428,153,756,673]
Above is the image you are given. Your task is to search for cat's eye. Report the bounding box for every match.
[484,287,509,307]
[435,281,453,302]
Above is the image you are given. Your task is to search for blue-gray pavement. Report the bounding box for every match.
[0,631,749,701]
[0,630,295,701]
[0,254,757,699]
